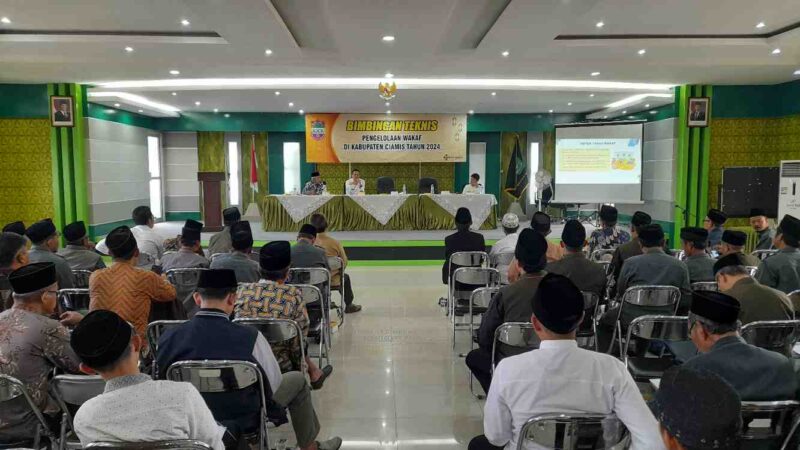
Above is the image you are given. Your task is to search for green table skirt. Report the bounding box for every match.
[260,195,497,232]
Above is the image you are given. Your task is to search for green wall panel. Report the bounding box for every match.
[197,131,225,172]
[267,132,311,195]
[158,112,305,132]
[87,102,159,129]
[713,79,800,119]
[0,84,50,118]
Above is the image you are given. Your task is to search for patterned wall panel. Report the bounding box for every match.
[0,119,54,225]
[197,131,225,172]
[314,163,454,194]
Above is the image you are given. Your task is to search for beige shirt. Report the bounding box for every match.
[315,233,348,286]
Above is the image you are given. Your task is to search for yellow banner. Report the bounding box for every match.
[305,113,467,163]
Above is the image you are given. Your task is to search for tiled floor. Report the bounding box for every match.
[269,265,485,449]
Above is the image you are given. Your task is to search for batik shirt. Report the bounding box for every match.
[0,309,81,440]
[302,181,325,195]
[588,226,632,255]
[234,280,309,372]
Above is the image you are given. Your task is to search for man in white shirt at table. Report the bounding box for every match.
[469,273,664,450]
[345,169,365,196]
[462,173,484,194]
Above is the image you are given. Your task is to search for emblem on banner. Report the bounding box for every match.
[378,81,397,101]
[311,120,326,141]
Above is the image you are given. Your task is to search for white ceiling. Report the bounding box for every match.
[1,0,799,116]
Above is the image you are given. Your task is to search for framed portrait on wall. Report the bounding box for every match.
[687,97,710,128]
[50,96,74,127]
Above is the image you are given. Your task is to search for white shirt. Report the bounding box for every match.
[345,178,365,196]
[75,374,226,449]
[484,340,665,450]
[96,225,165,260]
[490,233,518,284]
[462,183,484,194]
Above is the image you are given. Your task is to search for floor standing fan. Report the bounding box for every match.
[533,169,552,212]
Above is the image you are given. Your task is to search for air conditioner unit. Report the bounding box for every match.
[778,160,800,219]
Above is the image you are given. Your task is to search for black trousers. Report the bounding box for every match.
[343,273,354,306]
[468,435,504,450]
[465,348,493,394]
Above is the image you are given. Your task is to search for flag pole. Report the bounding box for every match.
[251,134,256,201]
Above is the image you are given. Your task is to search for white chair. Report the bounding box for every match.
[515,413,628,450]
[233,318,307,375]
[50,375,106,450]
[85,440,213,449]
[0,374,58,449]
[606,285,681,355]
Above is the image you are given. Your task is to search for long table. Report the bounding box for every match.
[259,194,497,232]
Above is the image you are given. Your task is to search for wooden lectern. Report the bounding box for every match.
[197,172,225,232]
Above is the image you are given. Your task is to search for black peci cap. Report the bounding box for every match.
[455,207,472,225]
[25,220,56,243]
[707,209,728,225]
[561,220,586,248]
[197,269,238,290]
[532,273,584,334]
[721,230,747,247]
[2,221,26,236]
[8,262,57,294]
[63,221,87,242]
[70,310,134,369]
[259,241,291,271]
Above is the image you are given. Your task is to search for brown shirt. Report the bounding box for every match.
[89,262,177,340]
[725,276,794,325]
[546,240,564,263]
[315,233,348,286]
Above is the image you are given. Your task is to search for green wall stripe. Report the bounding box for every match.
[673,86,689,248]
[698,85,712,226]
[48,84,65,235]
[165,212,202,221]
[73,84,89,223]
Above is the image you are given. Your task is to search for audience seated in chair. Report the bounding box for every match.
[69,310,225,449]
[160,220,209,272]
[208,207,241,256]
[588,205,631,255]
[680,227,715,283]
[530,212,563,263]
[703,208,728,251]
[210,220,260,283]
[26,219,74,289]
[489,214,519,284]
[756,214,800,294]
[466,228,547,394]
[719,230,761,267]
[89,226,177,346]
[609,211,651,298]
[236,242,333,388]
[714,253,793,325]
[0,231,29,310]
[96,206,165,265]
[156,269,342,450]
[596,224,691,353]
[651,366,742,450]
[0,263,81,442]
[682,290,797,401]
[546,219,606,298]
[468,274,664,450]
[442,207,486,285]
[291,224,330,272]
[58,221,105,271]
[310,213,362,313]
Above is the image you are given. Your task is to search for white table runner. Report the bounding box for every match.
[428,194,497,229]
[275,195,335,223]
[349,194,412,225]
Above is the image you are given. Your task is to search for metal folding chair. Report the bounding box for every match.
[753,250,778,261]
[85,440,213,449]
[607,285,681,355]
[491,322,539,375]
[71,270,93,288]
[590,249,615,262]
[326,256,346,326]
[489,252,515,285]
[146,320,187,377]
[446,251,489,317]
[691,281,719,292]
[57,288,90,314]
[741,320,800,356]
[50,375,106,450]
[745,266,759,277]
[0,374,58,449]
[451,267,499,347]
[741,401,800,449]
[781,412,800,450]
[233,318,307,375]
[516,413,629,450]
[289,284,329,367]
[166,360,270,450]
[287,268,332,330]
[623,315,689,381]
[165,268,208,317]
[577,292,602,350]
[466,286,500,399]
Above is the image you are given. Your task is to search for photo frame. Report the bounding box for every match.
[687,97,710,128]
[50,95,74,127]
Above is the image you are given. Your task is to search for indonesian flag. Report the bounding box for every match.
[249,135,258,192]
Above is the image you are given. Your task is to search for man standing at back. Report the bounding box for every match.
[609,211,651,297]
[750,208,775,251]
[208,207,240,256]
[468,274,664,450]
[26,219,74,289]
[588,205,631,255]
[210,220,260,283]
[465,229,547,394]
[546,220,606,298]
[58,221,105,271]
[756,214,800,294]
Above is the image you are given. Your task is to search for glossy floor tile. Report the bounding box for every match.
[269,266,485,449]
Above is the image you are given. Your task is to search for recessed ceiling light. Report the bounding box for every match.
[124,46,134,53]
[224,113,230,118]
[114,103,120,107]
[650,110,657,114]
[169,70,180,75]
[548,109,554,113]
[274,91,280,96]
[138,109,143,113]
[756,22,766,29]
[628,116,635,119]
[105,109,116,114]
[772,48,781,55]
[567,102,573,106]
[491,92,497,96]
[645,103,650,107]
[384,72,394,78]
[385,102,391,107]
[501,50,510,57]
[194,101,201,106]
[299,109,304,115]
[213,108,218,113]
[596,21,604,28]
[794,70,800,76]
[591,72,600,77]
[265,49,273,56]
[288,102,294,107]
[622,110,627,114]
[603,115,608,119]
[180,19,190,26]
[386,110,391,114]
[171,92,177,96]
[637,49,646,55]
[468,110,474,115]
[0,17,10,24]
[589,93,595,97]
[382,35,395,42]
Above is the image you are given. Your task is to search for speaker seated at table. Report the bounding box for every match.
[377,177,395,194]
[419,177,438,194]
